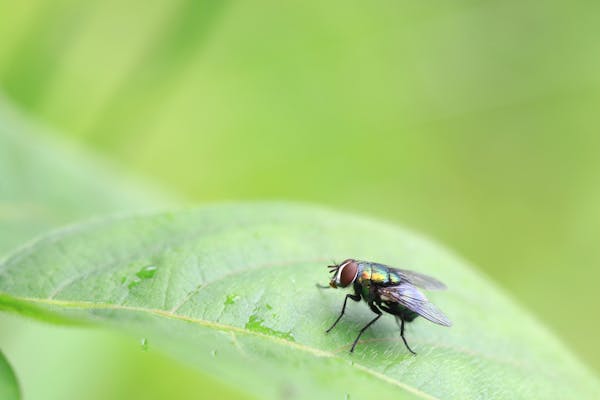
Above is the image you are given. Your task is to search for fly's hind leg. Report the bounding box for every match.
[380,304,417,355]
[395,315,417,355]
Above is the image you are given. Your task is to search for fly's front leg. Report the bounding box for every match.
[326,293,361,333]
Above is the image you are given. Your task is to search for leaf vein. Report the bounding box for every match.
[4,294,440,400]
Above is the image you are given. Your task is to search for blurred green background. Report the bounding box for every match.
[1,0,599,398]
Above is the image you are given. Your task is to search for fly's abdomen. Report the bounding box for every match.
[385,302,419,321]
[397,308,419,322]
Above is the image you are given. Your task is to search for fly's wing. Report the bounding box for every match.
[378,283,452,327]
[373,262,446,290]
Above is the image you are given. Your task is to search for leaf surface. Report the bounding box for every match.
[0,203,598,399]
[0,98,247,399]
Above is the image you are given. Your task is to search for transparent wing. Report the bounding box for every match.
[370,262,447,290]
[378,283,452,327]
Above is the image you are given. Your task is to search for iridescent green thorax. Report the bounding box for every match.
[356,261,403,287]
[355,261,402,301]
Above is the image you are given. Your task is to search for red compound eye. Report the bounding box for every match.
[339,259,358,287]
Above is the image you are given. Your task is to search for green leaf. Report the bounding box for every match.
[0,98,245,399]
[0,204,598,399]
[0,349,20,400]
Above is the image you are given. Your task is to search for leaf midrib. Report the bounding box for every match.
[1,293,439,400]
[1,251,541,375]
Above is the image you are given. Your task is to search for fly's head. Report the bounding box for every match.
[328,259,359,289]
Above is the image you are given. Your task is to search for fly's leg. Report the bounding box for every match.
[326,294,361,333]
[395,316,416,355]
[380,304,417,355]
[349,304,382,353]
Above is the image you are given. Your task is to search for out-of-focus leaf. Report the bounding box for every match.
[0,203,598,399]
[0,96,176,254]
[0,98,247,399]
[0,349,20,400]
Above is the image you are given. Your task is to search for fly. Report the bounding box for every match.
[317,258,452,353]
